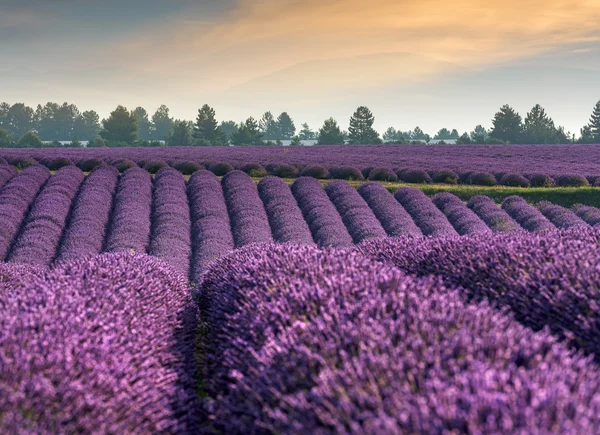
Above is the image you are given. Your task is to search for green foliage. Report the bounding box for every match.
[168,119,193,146]
[290,135,301,146]
[259,112,278,140]
[579,125,595,144]
[88,137,106,148]
[219,120,237,144]
[100,105,138,145]
[469,125,489,143]
[491,104,523,144]
[348,106,381,144]
[298,123,315,140]
[150,104,173,141]
[17,131,43,148]
[317,117,345,145]
[276,112,296,140]
[456,132,471,144]
[522,104,559,144]
[0,128,12,147]
[232,117,263,145]
[193,104,225,145]
[588,100,600,142]
[134,107,151,140]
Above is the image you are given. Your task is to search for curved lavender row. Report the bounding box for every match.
[432,192,492,235]
[573,204,600,227]
[105,167,153,253]
[467,195,522,233]
[501,195,555,232]
[221,170,272,247]
[325,180,387,243]
[9,166,84,266]
[198,243,600,433]
[149,168,191,277]
[357,182,422,237]
[0,253,201,432]
[257,176,314,245]
[56,166,119,263]
[291,177,353,247]
[0,165,50,261]
[394,187,458,237]
[0,164,17,190]
[358,228,600,361]
[537,201,589,229]
[188,170,234,282]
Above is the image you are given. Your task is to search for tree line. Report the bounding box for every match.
[0,100,599,147]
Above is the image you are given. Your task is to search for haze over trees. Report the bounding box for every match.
[0,100,599,147]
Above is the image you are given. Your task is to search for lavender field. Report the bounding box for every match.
[1,163,600,432]
[2,143,600,186]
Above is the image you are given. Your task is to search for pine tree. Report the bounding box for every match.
[150,105,173,141]
[134,107,151,140]
[100,105,138,145]
[276,112,296,140]
[588,100,600,142]
[348,106,381,144]
[259,112,278,140]
[522,104,557,144]
[490,104,522,144]
[298,123,315,140]
[317,118,345,145]
[167,119,193,146]
[193,104,225,145]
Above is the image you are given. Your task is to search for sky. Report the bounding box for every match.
[1,0,600,135]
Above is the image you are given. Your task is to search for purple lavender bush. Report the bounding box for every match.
[528,173,555,187]
[198,243,600,433]
[188,170,235,282]
[499,173,530,187]
[56,166,119,263]
[149,168,191,277]
[467,195,522,233]
[431,169,458,184]
[468,171,497,186]
[9,166,84,266]
[357,182,422,237]
[105,167,153,253]
[557,174,589,187]
[0,253,201,433]
[300,164,329,179]
[291,177,353,247]
[394,187,458,237]
[368,167,398,182]
[501,195,555,232]
[0,164,17,190]
[257,176,314,245]
[328,166,364,180]
[221,170,272,247]
[537,201,589,229]
[0,165,50,261]
[573,204,600,227]
[358,228,600,361]
[325,180,387,242]
[398,168,432,184]
[432,192,492,235]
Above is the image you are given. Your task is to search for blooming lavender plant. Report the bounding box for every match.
[573,203,600,227]
[325,180,387,242]
[105,167,153,253]
[537,200,589,229]
[394,187,458,237]
[467,195,522,233]
[432,192,492,235]
[501,195,555,232]
[257,176,314,245]
[291,176,353,247]
[0,164,17,189]
[9,166,84,266]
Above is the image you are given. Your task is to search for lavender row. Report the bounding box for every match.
[432,192,492,235]
[105,167,153,253]
[358,228,600,361]
[221,170,273,247]
[394,187,458,237]
[573,204,600,227]
[0,253,201,432]
[257,176,314,245]
[0,164,17,190]
[3,144,600,185]
[9,166,84,266]
[198,243,600,433]
[0,165,50,261]
[188,170,234,282]
[291,177,353,247]
[356,182,422,237]
[467,195,522,232]
[149,168,192,277]
[56,166,119,263]
[536,201,589,229]
[501,195,555,232]
[325,180,387,243]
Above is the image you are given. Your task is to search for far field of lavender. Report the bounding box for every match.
[1,145,600,433]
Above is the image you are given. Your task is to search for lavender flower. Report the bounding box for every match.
[501,195,555,232]
[537,201,589,229]
[467,195,522,233]
[432,192,492,235]
[394,187,458,237]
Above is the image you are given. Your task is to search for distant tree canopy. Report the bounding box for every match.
[150,104,173,141]
[100,105,138,145]
[134,107,151,140]
[588,100,600,143]
[348,106,381,144]
[491,104,522,144]
[167,120,193,146]
[17,131,43,148]
[298,123,315,140]
[193,104,226,145]
[232,117,264,145]
[317,117,345,145]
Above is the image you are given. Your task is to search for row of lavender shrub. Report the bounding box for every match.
[4,155,598,186]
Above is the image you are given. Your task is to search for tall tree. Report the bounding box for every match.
[73,110,101,141]
[0,128,12,147]
[35,103,59,140]
[348,106,381,144]
[6,103,34,138]
[0,103,9,131]
[276,112,296,140]
[470,125,489,143]
[579,125,595,144]
[588,100,600,142]
[167,119,193,146]
[193,104,226,145]
[17,131,43,148]
[133,107,151,140]
[219,120,238,144]
[100,105,138,145]
[259,111,278,140]
[522,104,557,144]
[150,105,173,141]
[490,104,522,143]
[450,129,460,139]
[232,117,263,145]
[298,122,315,140]
[434,128,452,140]
[411,126,429,142]
[317,117,345,145]
[382,127,399,143]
